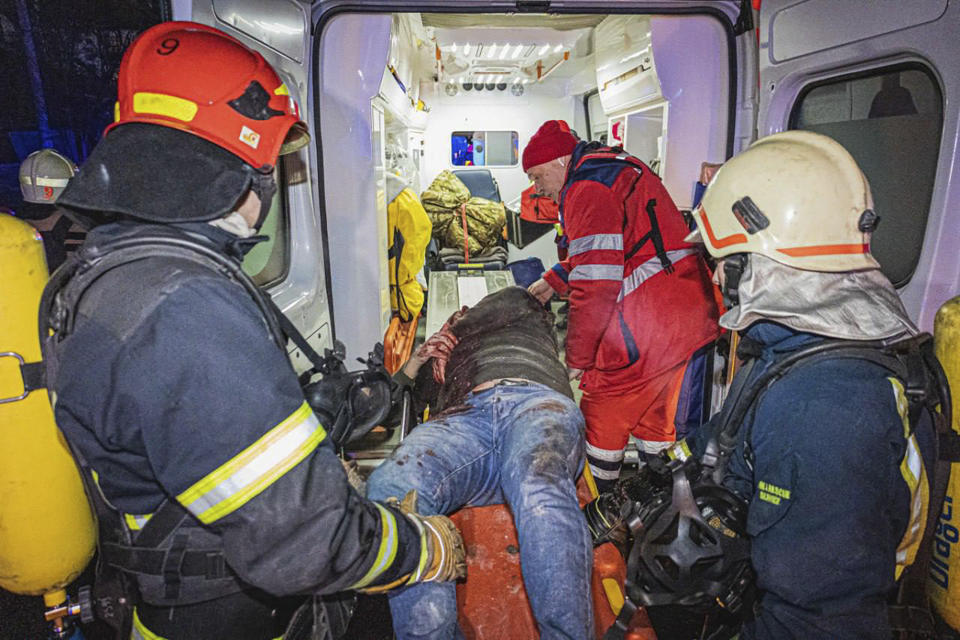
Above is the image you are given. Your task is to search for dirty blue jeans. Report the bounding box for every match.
[367,380,592,640]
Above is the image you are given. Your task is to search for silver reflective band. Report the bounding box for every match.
[20,175,70,187]
[569,264,623,281]
[178,403,325,524]
[586,441,625,462]
[568,233,624,256]
[618,249,696,301]
[587,464,621,480]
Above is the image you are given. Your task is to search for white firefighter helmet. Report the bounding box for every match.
[19,149,77,204]
[687,130,880,272]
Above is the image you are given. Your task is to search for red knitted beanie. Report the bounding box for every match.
[522,120,578,171]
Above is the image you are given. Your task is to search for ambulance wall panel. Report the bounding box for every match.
[319,14,393,361]
[648,15,729,209]
[421,88,577,206]
[759,0,960,331]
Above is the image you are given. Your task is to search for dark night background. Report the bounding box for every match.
[0,0,170,213]
[1,3,169,636]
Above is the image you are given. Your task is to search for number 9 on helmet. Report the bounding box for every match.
[109,21,309,172]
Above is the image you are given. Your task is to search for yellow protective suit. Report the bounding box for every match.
[387,174,432,321]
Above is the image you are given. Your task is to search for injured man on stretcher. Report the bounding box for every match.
[367,286,593,640]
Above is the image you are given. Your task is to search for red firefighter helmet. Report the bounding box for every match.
[109,21,309,171]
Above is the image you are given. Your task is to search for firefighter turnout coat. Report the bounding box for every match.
[690,322,932,639]
[48,222,422,637]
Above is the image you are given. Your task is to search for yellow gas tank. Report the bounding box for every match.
[931,295,960,631]
[0,213,95,597]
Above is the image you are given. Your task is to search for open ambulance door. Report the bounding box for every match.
[756,0,960,330]
[310,0,750,362]
[184,0,335,375]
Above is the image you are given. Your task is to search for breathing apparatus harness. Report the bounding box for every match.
[604,331,957,640]
[26,225,400,637]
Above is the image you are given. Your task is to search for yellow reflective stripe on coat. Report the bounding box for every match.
[889,378,930,579]
[349,502,400,589]
[177,402,326,524]
[131,608,163,640]
[124,512,152,532]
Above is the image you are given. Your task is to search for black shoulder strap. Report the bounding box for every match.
[37,228,334,391]
[40,229,285,351]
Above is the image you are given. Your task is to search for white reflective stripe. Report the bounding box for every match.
[177,402,326,524]
[636,439,674,454]
[588,463,621,480]
[20,175,70,187]
[349,502,400,589]
[586,442,625,462]
[568,233,623,256]
[617,249,696,302]
[569,264,623,281]
[904,437,922,483]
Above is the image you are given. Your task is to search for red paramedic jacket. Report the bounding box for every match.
[543,142,720,393]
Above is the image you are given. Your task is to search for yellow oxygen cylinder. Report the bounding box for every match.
[0,214,95,599]
[930,295,960,630]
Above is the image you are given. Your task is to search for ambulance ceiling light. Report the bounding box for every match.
[537,44,549,56]
[552,44,562,53]
[499,45,509,60]
[511,44,524,59]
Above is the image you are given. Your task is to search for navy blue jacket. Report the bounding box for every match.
[51,223,420,614]
[691,321,921,639]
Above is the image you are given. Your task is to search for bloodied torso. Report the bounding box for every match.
[415,287,572,412]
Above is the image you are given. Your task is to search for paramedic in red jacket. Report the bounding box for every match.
[525,120,720,492]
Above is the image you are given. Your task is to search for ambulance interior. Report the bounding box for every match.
[317,13,736,630]
[310,8,943,463]
[319,10,732,368]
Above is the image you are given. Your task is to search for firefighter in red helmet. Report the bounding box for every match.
[45,22,463,640]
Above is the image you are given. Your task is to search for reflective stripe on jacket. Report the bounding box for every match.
[542,142,720,392]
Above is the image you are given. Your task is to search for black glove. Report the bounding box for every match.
[583,492,628,548]
[619,456,672,504]
[583,457,674,548]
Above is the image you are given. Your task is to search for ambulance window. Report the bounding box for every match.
[451,130,518,166]
[790,65,943,287]
[242,163,288,286]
